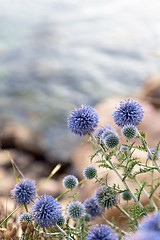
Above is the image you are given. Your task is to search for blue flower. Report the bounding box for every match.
[12,179,36,205]
[63,175,78,189]
[120,145,129,153]
[147,148,160,161]
[95,186,119,209]
[113,99,144,127]
[139,211,160,232]
[67,105,98,136]
[83,197,104,218]
[121,124,137,139]
[67,201,85,220]
[86,224,118,240]
[56,214,65,226]
[32,194,62,228]
[103,133,119,148]
[94,125,117,144]
[83,166,97,179]
[18,213,32,225]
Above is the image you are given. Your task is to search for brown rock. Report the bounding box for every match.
[0,124,46,159]
[140,75,160,108]
[37,178,63,197]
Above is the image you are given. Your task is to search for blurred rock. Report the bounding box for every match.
[37,178,64,197]
[0,124,47,160]
[0,123,73,198]
[140,75,160,109]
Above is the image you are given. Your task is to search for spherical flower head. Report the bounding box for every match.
[86,224,118,240]
[95,185,119,209]
[95,125,118,144]
[56,215,65,226]
[83,197,104,218]
[121,124,137,139]
[63,175,78,189]
[11,179,36,205]
[83,166,97,179]
[67,105,99,136]
[103,133,119,148]
[139,211,160,232]
[122,191,132,201]
[83,213,92,222]
[120,145,129,153]
[32,194,62,228]
[147,148,160,161]
[113,99,144,127]
[18,213,32,225]
[94,127,106,143]
[67,201,85,220]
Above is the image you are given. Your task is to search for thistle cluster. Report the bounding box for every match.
[1,99,160,240]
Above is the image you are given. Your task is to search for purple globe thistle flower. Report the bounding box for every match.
[11,179,36,205]
[83,197,104,218]
[18,213,32,225]
[67,105,99,136]
[121,124,137,139]
[83,166,97,179]
[63,175,78,189]
[67,201,86,220]
[86,224,118,240]
[94,127,106,143]
[95,185,119,209]
[56,214,65,226]
[83,213,92,222]
[147,148,160,161]
[120,145,129,153]
[32,194,62,228]
[113,99,144,127]
[103,133,119,148]
[139,211,160,232]
[95,125,118,144]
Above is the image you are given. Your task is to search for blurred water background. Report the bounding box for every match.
[0,0,160,160]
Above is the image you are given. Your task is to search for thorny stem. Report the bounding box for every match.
[134,177,158,211]
[102,215,127,236]
[56,224,74,240]
[108,159,143,208]
[137,131,160,173]
[90,133,144,208]
[116,204,134,221]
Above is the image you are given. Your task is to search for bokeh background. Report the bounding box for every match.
[0,0,160,162]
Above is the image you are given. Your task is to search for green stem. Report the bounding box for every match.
[24,203,28,212]
[0,205,22,226]
[108,159,143,208]
[56,224,74,240]
[102,215,127,236]
[137,131,160,173]
[56,179,87,201]
[134,178,158,211]
[90,134,143,208]
[116,204,134,221]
